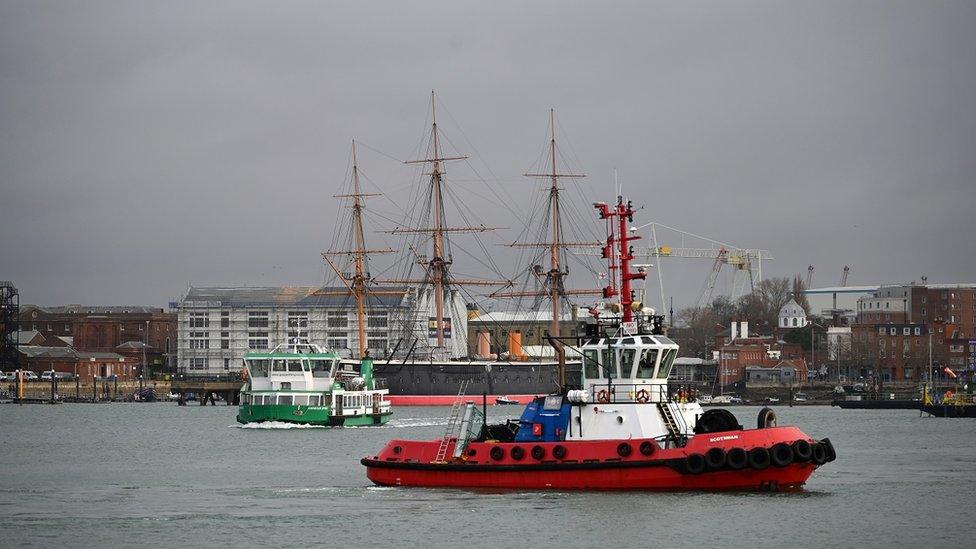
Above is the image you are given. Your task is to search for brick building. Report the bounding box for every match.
[850,283,976,381]
[18,305,177,375]
[714,321,807,386]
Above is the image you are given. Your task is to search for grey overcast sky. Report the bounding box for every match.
[2,1,974,311]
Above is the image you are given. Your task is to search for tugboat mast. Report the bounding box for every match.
[596,197,646,325]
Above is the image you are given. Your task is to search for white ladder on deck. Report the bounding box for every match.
[434,380,471,463]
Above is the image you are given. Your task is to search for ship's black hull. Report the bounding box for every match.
[832,399,919,410]
[919,404,976,417]
[369,359,582,396]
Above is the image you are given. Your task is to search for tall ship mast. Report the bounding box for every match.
[493,110,602,385]
[379,92,508,356]
[321,140,395,359]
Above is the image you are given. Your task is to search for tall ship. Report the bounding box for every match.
[325,96,598,404]
[362,196,836,491]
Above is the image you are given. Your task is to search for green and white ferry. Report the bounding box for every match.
[236,342,391,427]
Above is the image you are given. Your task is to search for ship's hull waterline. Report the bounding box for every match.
[237,404,391,426]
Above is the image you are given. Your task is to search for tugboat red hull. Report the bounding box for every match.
[362,426,833,491]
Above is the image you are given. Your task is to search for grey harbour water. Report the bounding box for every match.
[1,404,974,548]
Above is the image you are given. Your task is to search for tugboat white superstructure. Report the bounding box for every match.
[362,196,835,490]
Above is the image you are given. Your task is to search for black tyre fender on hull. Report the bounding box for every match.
[704,447,727,470]
[791,439,813,462]
[726,447,748,470]
[811,443,827,465]
[770,443,794,467]
[749,447,771,470]
[685,453,706,474]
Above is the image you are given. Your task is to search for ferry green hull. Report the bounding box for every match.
[237,404,391,426]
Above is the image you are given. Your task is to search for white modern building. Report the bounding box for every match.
[176,286,468,374]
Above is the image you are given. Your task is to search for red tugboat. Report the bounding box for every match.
[362,197,836,491]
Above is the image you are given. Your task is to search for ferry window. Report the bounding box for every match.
[286,360,303,372]
[636,349,658,378]
[294,395,308,406]
[281,382,292,390]
[279,395,293,405]
[583,350,599,378]
[657,349,677,379]
[309,395,320,406]
[620,348,636,378]
[311,359,331,377]
[249,360,269,377]
[272,360,287,372]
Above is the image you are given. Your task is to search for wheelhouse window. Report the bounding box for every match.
[583,350,599,379]
[620,348,636,378]
[636,349,658,378]
[311,359,333,378]
[248,359,269,377]
[601,349,616,379]
[286,359,304,372]
[657,349,677,378]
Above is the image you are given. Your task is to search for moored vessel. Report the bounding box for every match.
[362,196,836,490]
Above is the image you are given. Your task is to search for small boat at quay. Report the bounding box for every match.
[237,342,391,427]
[362,196,836,491]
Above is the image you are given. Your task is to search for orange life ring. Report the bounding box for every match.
[636,389,650,403]
[597,389,610,403]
